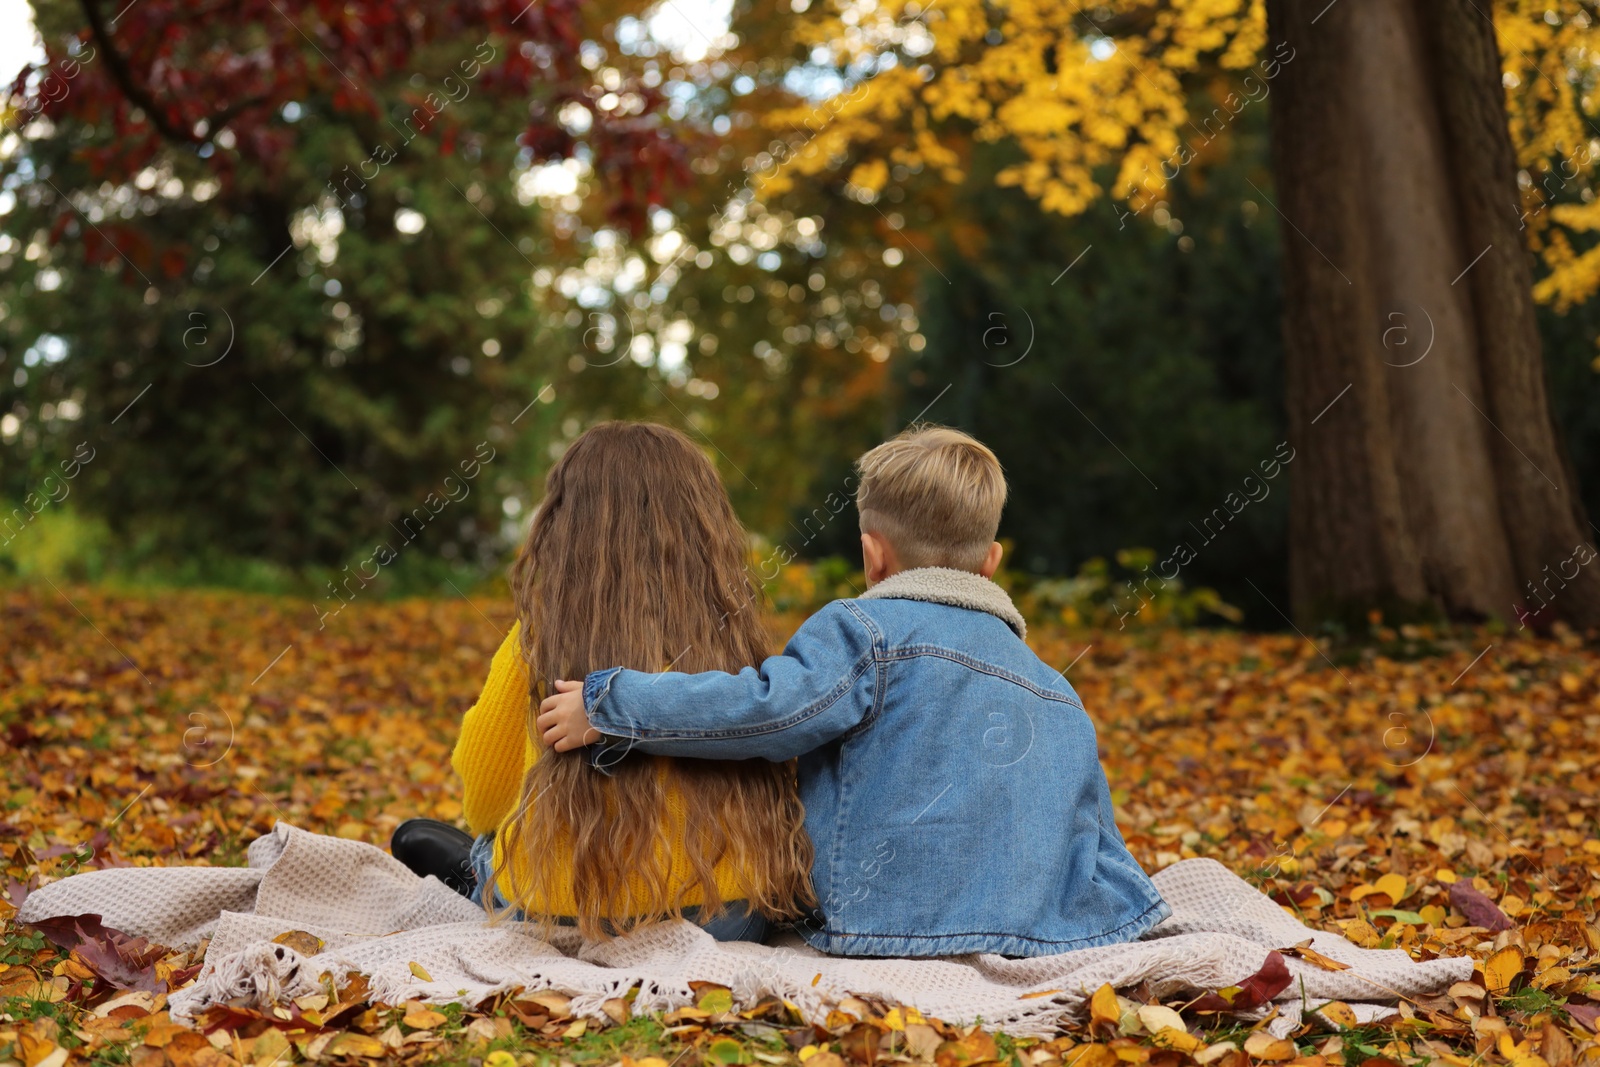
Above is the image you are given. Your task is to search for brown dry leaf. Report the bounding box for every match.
[842,1024,881,1065]
[905,1024,943,1061]
[140,1014,189,1049]
[270,930,325,956]
[464,1017,512,1045]
[164,1030,219,1067]
[524,991,573,1017]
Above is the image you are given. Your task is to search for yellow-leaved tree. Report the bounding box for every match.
[769,0,1600,627]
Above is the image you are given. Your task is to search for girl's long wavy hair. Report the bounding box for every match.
[488,421,814,938]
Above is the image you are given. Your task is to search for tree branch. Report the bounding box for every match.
[78,0,270,148]
[79,0,195,143]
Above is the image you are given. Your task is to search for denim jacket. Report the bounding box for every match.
[583,567,1171,957]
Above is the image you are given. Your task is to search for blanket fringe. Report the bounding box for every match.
[170,942,345,1022]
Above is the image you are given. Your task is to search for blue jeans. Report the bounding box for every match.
[466,832,770,943]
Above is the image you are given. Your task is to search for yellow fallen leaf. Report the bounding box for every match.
[19,1034,58,1067]
[1340,920,1381,948]
[325,1033,386,1058]
[403,1007,448,1030]
[1089,984,1121,1030]
[1373,873,1408,904]
[1318,1002,1358,1029]
[1498,1033,1550,1067]
[1435,868,1458,884]
[1483,945,1524,996]
[1020,988,1064,1000]
[1532,966,1572,989]
[1152,1028,1202,1054]
[1281,939,1350,972]
[1064,1045,1119,1067]
[408,961,433,982]
[1243,1032,1296,1061]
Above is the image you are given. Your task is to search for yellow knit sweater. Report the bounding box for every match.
[449,623,747,915]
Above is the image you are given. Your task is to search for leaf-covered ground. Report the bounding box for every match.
[2,585,1598,1067]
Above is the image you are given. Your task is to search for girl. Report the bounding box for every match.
[391,422,814,941]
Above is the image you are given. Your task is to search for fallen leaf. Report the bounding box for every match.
[1373,873,1408,904]
[26,914,167,993]
[1135,1006,1187,1035]
[1567,1003,1600,1032]
[1317,1002,1358,1029]
[324,1033,387,1059]
[1089,985,1121,1032]
[1280,940,1350,972]
[270,930,325,956]
[709,1038,746,1065]
[1449,881,1514,932]
[1190,952,1291,1012]
[1242,1032,1295,1061]
[402,1006,448,1030]
[698,985,735,1014]
[905,1024,943,1061]
[1482,945,1524,996]
[407,961,433,982]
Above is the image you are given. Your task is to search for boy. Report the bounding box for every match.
[537,426,1170,957]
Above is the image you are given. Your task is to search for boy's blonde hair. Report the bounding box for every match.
[856,425,1007,572]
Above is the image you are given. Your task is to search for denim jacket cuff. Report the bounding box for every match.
[583,667,624,715]
[583,668,629,775]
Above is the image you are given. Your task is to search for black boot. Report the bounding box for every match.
[391,819,477,899]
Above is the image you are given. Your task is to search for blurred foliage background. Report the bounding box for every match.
[2,0,1598,628]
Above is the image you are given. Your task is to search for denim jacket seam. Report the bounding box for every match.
[836,601,888,740]
[879,646,1083,708]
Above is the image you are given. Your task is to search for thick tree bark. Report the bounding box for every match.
[1266,0,1600,627]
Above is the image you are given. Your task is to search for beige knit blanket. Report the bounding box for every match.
[17,824,1472,1037]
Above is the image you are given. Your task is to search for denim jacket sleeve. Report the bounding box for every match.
[582,600,878,764]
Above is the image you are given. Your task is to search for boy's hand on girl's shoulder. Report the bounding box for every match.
[536,680,602,752]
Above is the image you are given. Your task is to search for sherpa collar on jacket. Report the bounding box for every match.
[858,566,1026,640]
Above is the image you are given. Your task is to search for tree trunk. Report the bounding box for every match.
[1266,0,1600,628]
